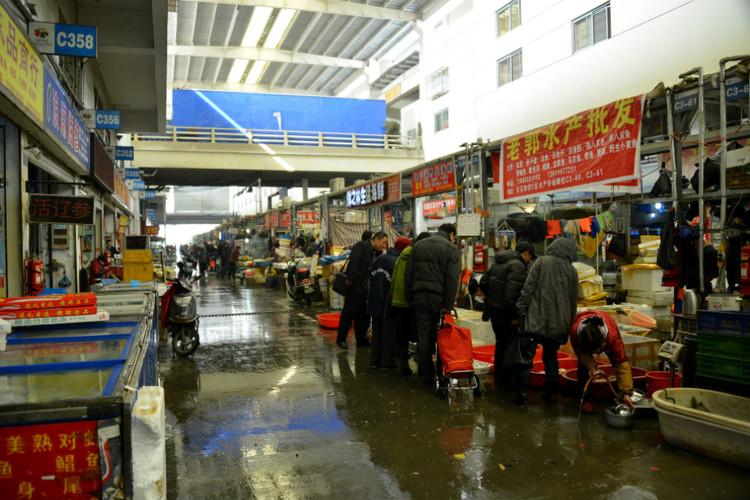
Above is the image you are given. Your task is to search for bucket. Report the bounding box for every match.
[533,346,573,363]
[647,370,682,397]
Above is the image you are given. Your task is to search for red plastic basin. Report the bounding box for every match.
[533,346,574,363]
[561,364,648,400]
[472,345,495,364]
[646,370,682,397]
[529,358,579,388]
[317,312,341,330]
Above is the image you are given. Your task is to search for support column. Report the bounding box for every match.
[302,178,309,201]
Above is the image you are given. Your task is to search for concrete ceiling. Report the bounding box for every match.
[169,0,434,98]
[79,0,168,132]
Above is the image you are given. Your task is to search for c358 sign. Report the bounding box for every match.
[29,22,97,58]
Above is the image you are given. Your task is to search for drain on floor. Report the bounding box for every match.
[199,310,291,318]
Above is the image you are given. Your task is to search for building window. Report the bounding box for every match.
[573,3,610,52]
[497,49,522,87]
[497,0,521,37]
[434,109,449,132]
[428,67,450,100]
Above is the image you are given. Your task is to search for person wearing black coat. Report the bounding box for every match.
[480,242,534,404]
[406,223,461,385]
[367,245,403,369]
[336,231,388,349]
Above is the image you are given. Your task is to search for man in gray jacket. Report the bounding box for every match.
[516,237,579,402]
[406,223,461,385]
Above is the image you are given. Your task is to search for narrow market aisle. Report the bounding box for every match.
[159,279,748,499]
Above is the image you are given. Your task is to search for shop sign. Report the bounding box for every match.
[726,77,749,102]
[144,225,159,236]
[494,95,644,201]
[119,214,129,227]
[29,194,94,224]
[124,168,140,180]
[0,420,101,499]
[296,210,320,227]
[270,210,279,228]
[29,22,96,58]
[346,174,401,208]
[412,160,456,197]
[114,170,129,207]
[44,69,90,170]
[423,196,457,218]
[673,89,697,113]
[385,83,402,103]
[130,179,146,191]
[82,109,120,130]
[279,210,291,228]
[91,134,114,192]
[144,189,156,200]
[115,146,134,161]
[0,4,44,123]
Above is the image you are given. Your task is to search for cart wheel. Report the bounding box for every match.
[435,377,448,399]
[473,375,482,398]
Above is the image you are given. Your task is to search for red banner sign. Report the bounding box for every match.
[412,160,456,197]
[279,210,291,228]
[423,197,457,218]
[296,210,320,227]
[0,421,101,499]
[494,95,644,201]
[270,210,279,228]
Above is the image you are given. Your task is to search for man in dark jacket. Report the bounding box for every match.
[516,237,579,402]
[337,231,387,349]
[368,237,410,369]
[406,223,461,385]
[480,241,534,403]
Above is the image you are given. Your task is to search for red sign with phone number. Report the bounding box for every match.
[412,160,456,197]
[493,95,644,201]
[0,420,100,499]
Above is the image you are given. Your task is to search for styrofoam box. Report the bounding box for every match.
[628,289,673,307]
[706,294,741,311]
[621,268,668,292]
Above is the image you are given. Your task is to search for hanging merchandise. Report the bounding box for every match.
[579,217,593,234]
[546,220,562,239]
[596,210,615,232]
[591,216,601,236]
[495,221,516,250]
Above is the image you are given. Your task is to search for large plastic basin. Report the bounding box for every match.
[317,312,341,330]
[529,358,579,388]
[646,370,682,397]
[533,346,573,363]
[561,364,648,400]
[472,345,495,364]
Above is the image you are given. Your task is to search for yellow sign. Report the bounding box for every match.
[385,83,402,103]
[114,171,130,209]
[0,5,44,123]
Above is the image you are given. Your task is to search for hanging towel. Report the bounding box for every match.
[591,216,601,236]
[546,219,562,238]
[579,217,593,234]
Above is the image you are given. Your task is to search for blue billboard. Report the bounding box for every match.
[43,68,90,171]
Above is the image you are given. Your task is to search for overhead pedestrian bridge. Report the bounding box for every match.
[131,125,423,187]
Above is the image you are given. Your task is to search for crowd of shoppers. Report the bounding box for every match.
[181,240,239,280]
[332,224,635,410]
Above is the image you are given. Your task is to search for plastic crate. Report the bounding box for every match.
[697,333,750,360]
[696,352,750,384]
[697,310,750,336]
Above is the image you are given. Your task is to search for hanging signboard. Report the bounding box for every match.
[346,174,401,208]
[494,95,644,202]
[44,69,90,171]
[81,109,120,130]
[296,210,320,227]
[423,196,457,218]
[279,210,291,228]
[29,22,97,58]
[29,194,95,224]
[124,168,140,180]
[412,160,456,197]
[144,225,159,236]
[270,210,279,228]
[130,180,146,191]
[115,146,134,161]
[0,5,44,123]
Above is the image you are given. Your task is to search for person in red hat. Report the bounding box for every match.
[368,236,411,369]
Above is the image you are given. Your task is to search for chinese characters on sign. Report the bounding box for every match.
[494,95,644,201]
[144,225,159,236]
[422,196,457,218]
[411,161,456,197]
[29,195,94,225]
[296,210,320,227]
[346,175,402,208]
[279,210,291,228]
[0,420,101,499]
[44,69,90,171]
[0,4,44,122]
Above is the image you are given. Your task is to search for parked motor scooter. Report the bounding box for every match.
[286,257,321,305]
[166,261,199,356]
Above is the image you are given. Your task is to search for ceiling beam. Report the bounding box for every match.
[169,44,365,69]
[172,80,331,95]
[191,0,417,22]
[270,11,320,87]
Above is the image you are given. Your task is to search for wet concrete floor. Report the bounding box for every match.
[159,278,749,499]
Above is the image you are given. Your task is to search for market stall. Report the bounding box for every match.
[0,283,161,499]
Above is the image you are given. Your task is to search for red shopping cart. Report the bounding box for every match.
[435,311,481,399]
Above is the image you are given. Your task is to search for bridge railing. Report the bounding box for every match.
[132,126,422,151]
